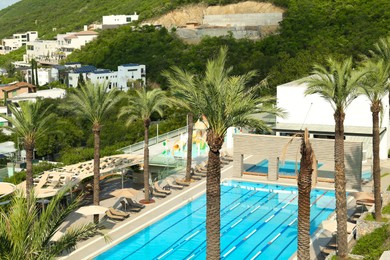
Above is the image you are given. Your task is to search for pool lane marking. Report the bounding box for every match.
[220,194,300,259]
[247,190,331,260]
[182,187,292,260]
[151,186,262,260]
[185,230,200,241]
[272,194,336,260]
[185,188,296,260]
[153,187,262,260]
[229,203,240,210]
[120,186,237,260]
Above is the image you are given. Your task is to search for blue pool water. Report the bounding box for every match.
[362,171,372,181]
[247,160,324,176]
[96,181,335,259]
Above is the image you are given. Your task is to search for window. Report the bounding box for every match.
[126,17,132,22]
[27,45,34,50]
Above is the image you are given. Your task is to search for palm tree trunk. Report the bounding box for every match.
[144,119,150,202]
[93,125,101,224]
[334,110,348,259]
[185,113,194,182]
[372,103,382,221]
[206,131,224,260]
[25,143,34,199]
[297,129,313,260]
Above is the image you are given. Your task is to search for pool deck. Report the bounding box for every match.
[58,155,389,260]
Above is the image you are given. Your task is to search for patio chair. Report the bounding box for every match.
[174,178,190,186]
[221,151,233,161]
[319,245,336,258]
[108,207,130,218]
[125,198,145,209]
[166,179,184,190]
[120,200,142,213]
[154,182,171,195]
[106,210,125,221]
[195,165,207,173]
[152,191,167,198]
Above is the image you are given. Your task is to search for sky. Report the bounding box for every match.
[0,0,20,11]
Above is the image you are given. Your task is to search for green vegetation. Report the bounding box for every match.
[3,161,62,184]
[352,225,390,259]
[0,0,284,39]
[383,203,390,215]
[0,188,103,259]
[365,213,388,222]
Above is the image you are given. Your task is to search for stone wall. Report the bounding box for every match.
[233,133,362,190]
[203,13,283,27]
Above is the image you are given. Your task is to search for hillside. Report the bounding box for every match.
[68,0,390,91]
[145,1,284,28]
[0,0,284,39]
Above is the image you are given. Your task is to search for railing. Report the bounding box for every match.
[118,126,188,154]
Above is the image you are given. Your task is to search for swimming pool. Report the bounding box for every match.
[96,181,335,259]
[246,160,324,177]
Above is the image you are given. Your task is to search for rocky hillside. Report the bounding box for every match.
[145,1,285,28]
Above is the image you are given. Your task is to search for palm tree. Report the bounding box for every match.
[185,113,194,182]
[164,47,283,259]
[0,187,102,259]
[297,129,314,260]
[119,88,170,203]
[67,82,123,223]
[2,101,56,199]
[359,59,390,221]
[302,57,364,258]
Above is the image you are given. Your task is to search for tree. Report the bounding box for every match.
[164,47,283,259]
[185,113,193,182]
[67,82,123,223]
[297,129,314,260]
[2,101,56,199]
[359,59,390,221]
[0,187,102,259]
[77,73,86,88]
[302,57,364,259]
[119,88,169,203]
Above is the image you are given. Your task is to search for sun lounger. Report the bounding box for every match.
[354,192,375,207]
[221,151,233,161]
[153,191,167,198]
[120,200,142,212]
[106,210,125,221]
[166,179,184,190]
[174,178,190,186]
[109,207,130,218]
[320,245,336,257]
[125,198,145,209]
[154,182,171,195]
[191,174,202,180]
[195,165,207,173]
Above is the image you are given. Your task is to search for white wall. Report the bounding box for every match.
[24,40,58,62]
[117,64,146,91]
[102,14,139,25]
[277,79,390,159]
[277,81,389,128]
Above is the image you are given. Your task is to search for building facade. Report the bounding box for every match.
[274,78,390,160]
[0,31,38,54]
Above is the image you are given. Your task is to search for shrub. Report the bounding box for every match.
[352,225,389,258]
[383,204,390,215]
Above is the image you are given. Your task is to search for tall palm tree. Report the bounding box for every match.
[302,57,364,258]
[0,187,102,259]
[67,82,122,223]
[185,113,194,182]
[164,47,283,259]
[2,101,55,199]
[359,59,390,221]
[119,88,170,203]
[297,129,314,260]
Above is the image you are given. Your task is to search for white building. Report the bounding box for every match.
[24,29,98,64]
[56,30,98,57]
[9,88,66,103]
[25,67,62,86]
[102,13,139,29]
[24,40,59,64]
[274,78,390,160]
[0,31,38,55]
[68,64,145,91]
